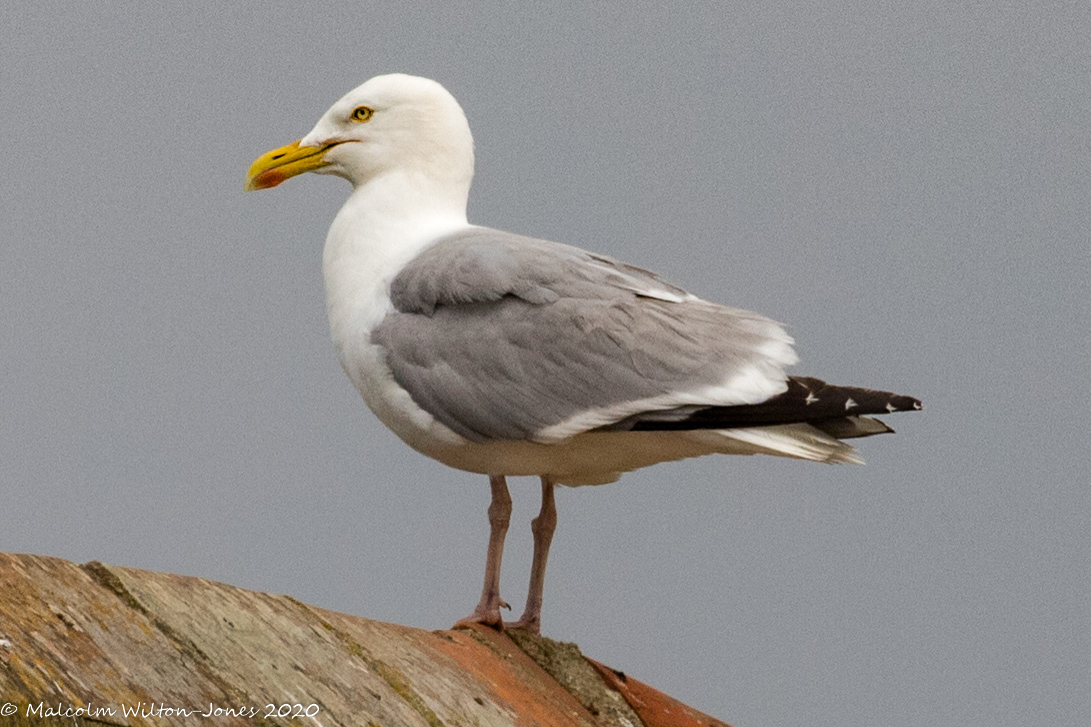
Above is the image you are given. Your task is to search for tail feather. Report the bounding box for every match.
[715,423,866,464]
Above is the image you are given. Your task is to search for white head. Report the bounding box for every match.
[246,74,474,197]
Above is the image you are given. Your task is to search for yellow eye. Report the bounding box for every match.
[351,106,374,122]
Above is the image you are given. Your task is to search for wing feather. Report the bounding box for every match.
[372,228,797,443]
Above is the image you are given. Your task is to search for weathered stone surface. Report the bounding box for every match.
[0,553,730,726]
[587,659,732,727]
[505,630,643,727]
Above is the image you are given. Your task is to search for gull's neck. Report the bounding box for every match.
[323,169,471,344]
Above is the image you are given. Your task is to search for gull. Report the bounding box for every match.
[246,73,921,633]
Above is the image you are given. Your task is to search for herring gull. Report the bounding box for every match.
[246,73,921,633]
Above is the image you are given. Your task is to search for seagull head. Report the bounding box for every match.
[246,73,474,194]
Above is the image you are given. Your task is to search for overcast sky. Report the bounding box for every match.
[2,2,1088,725]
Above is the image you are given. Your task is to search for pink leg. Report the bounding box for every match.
[454,475,512,630]
[508,477,557,634]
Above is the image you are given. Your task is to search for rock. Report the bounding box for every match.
[0,553,730,726]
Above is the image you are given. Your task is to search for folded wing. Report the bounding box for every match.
[372,227,801,443]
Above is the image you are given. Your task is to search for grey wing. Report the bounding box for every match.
[371,227,798,443]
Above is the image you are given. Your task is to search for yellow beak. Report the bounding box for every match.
[245,140,339,191]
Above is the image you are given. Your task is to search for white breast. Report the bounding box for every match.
[322,183,475,455]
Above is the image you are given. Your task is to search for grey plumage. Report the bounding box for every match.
[372,227,801,443]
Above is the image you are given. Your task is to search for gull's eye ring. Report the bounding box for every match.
[351,106,374,122]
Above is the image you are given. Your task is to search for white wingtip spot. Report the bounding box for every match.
[913,401,923,410]
[885,402,896,412]
[805,393,819,405]
[844,398,858,411]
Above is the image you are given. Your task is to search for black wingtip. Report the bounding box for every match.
[886,393,923,413]
[614,377,922,434]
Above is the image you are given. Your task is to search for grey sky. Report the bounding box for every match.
[2,2,1088,725]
